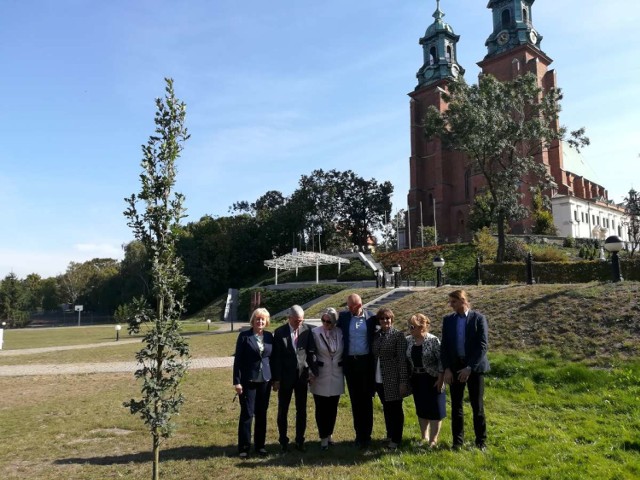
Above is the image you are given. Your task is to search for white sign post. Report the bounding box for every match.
[75,305,84,327]
[0,328,4,350]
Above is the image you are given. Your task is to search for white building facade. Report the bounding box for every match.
[551,195,628,242]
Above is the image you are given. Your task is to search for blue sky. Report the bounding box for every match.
[1,0,638,278]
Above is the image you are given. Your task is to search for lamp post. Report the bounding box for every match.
[206,318,211,331]
[115,324,122,341]
[391,264,401,288]
[604,235,624,282]
[432,256,445,287]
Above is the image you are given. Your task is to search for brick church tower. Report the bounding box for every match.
[406,0,470,245]
[406,0,609,245]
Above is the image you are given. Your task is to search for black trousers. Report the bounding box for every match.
[344,355,374,444]
[277,374,308,445]
[449,364,486,446]
[313,394,340,439]
[375,383,404,444]
[238,381,271,453]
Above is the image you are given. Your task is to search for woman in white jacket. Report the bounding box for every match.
[310,307,344,450]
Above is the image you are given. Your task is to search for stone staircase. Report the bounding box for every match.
[363,287,415,312]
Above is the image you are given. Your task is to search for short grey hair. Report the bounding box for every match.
[321,307,338,325]
[289,305,304,318]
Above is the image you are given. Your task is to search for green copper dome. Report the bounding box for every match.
[425,0,454,37]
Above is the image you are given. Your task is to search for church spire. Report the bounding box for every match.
[415,0,465,89]
[484,0,543,59]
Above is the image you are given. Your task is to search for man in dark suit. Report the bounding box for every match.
[272,305,317,451]
[440,289,490,451]
[337,293,377,448]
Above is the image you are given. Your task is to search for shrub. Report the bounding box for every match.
[531,246,569,263]
[563,235,576,248]
[503,237,528,262]
[473,227,497,262]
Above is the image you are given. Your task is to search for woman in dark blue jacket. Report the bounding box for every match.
[233,308,273,457]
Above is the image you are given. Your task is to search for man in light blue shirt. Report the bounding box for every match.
[337,293,377,448]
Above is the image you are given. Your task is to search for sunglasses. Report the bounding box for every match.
[408,324,417,330]
[321,319,333,324]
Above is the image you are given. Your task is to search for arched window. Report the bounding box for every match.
[429,47,437,65]
[446,45,452,62]
[502,9,511,29]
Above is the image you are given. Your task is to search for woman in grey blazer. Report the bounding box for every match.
[310,307,344,450]
[372,307,409,450]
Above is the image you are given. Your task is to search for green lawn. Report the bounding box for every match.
[1,283,639,479]
[0,322,219,350]
[0,353,638,479]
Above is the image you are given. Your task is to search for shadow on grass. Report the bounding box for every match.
[53,440,425,467]
[518,284,593,312]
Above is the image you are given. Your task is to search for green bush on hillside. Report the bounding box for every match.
[237,284,346,321]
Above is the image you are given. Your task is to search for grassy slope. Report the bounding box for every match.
[2,283,640,479]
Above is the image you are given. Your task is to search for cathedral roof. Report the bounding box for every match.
[562,141,601,185]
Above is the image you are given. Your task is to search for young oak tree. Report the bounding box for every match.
[423,73,588,262]
[123,78,190,480]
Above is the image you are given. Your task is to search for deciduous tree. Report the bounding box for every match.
[123,78,190,480]
[423,73,588,261]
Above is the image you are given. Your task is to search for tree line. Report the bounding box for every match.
[0,169,393,325]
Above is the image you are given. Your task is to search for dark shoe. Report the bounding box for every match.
[452,443,463,451]
[257,448,268,457]
[239,451,248,459]
[295,441,306,452]
[280,443,289,453]
[476,443,487,452]
[387,441,399,451]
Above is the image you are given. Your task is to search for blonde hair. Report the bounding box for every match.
[250,308,271,327]
[409,313,430,334]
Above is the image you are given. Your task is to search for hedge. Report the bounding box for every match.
[481,258,640,284]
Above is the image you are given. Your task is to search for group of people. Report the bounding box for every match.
[232,289,490,458]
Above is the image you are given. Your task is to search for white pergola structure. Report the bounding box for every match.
[264,251,350,285]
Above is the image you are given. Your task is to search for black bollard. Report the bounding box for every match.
[526,252,535,285]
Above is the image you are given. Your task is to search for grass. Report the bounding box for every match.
[2,283,640,478]
[1,322,219,350]
[1,355,638,479]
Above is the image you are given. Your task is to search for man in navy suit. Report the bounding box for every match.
[337,293,377,448]
[440,289,490,451]
[272,305,317,451]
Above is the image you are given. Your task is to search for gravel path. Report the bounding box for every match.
[0,319,322,377]
[0,321,245,377]
[0,356,234,377]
